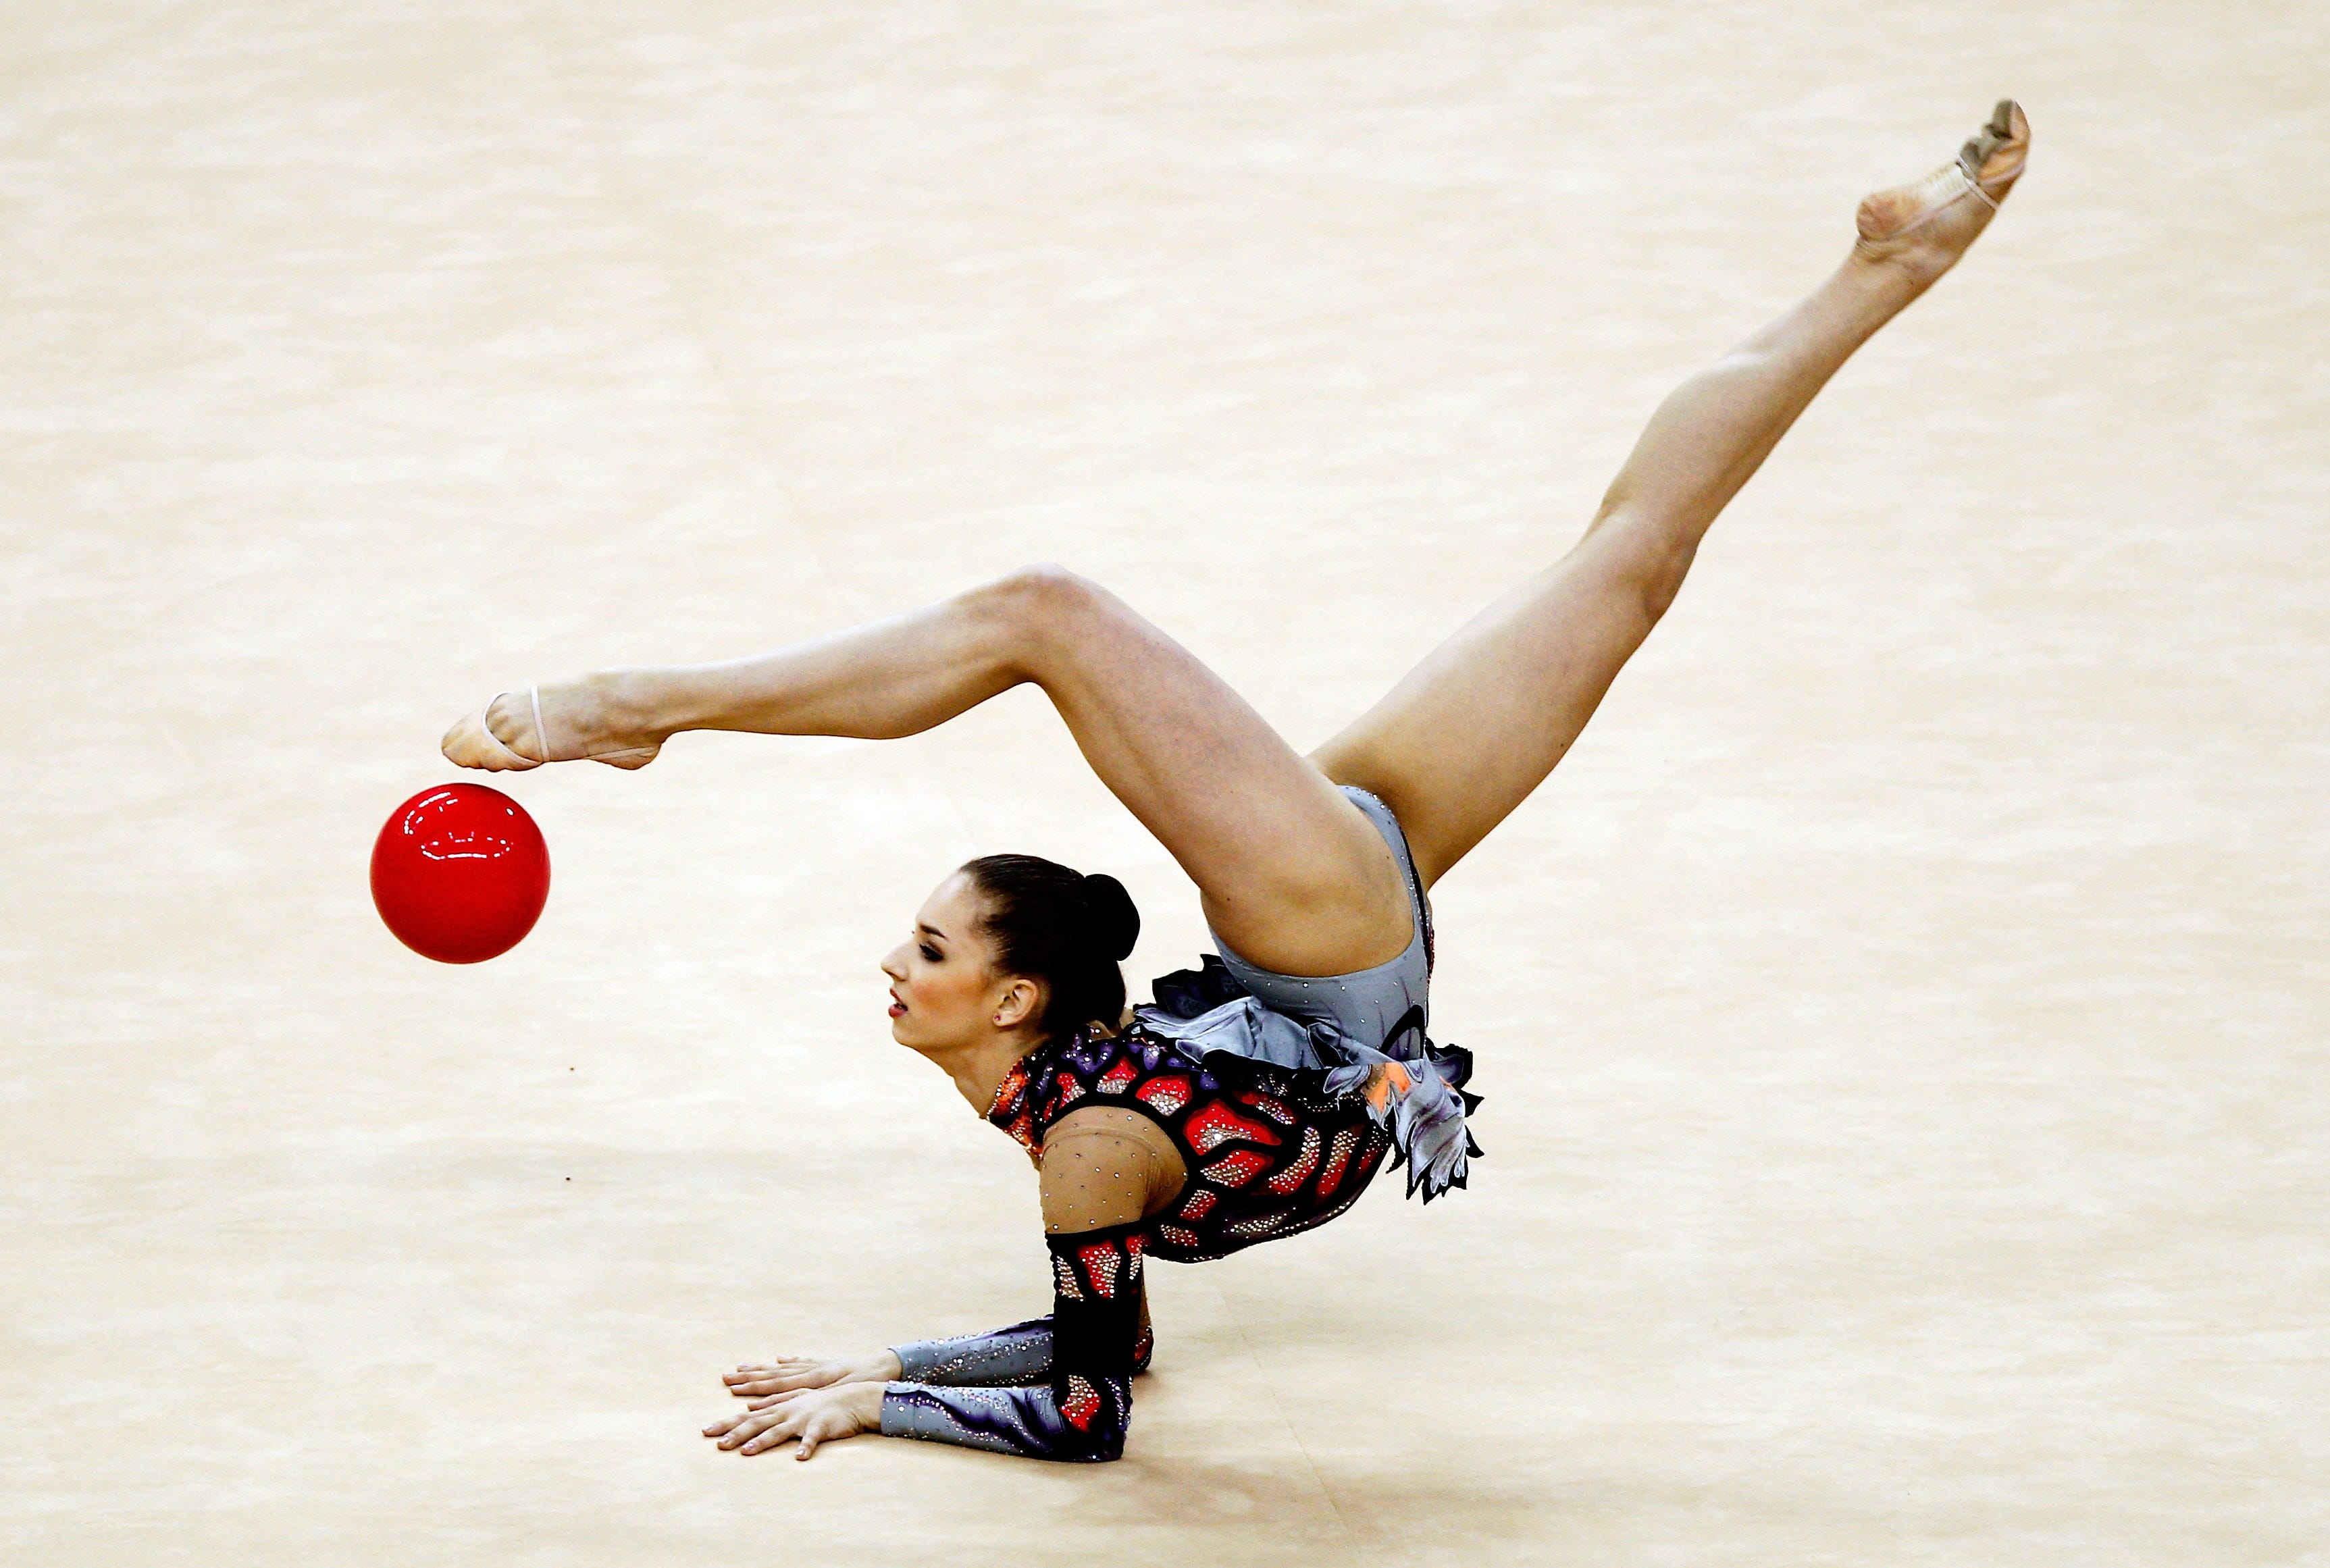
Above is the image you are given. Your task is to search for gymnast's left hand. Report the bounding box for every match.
[702,1382,884,1460]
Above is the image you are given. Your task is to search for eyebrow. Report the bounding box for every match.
[917,923,948,942]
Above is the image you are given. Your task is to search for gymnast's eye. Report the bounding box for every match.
[920,944,942,963]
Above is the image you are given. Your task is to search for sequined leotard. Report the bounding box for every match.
[991,1019,1399,1259]
[880,788,1481,1462]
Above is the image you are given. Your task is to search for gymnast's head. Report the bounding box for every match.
[882,854,1141,1059]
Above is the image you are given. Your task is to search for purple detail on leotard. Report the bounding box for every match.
[881,1378,1129,1461]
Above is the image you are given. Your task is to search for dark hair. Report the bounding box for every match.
[960,854,1141,1041]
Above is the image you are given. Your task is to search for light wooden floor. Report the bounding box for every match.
[3,3,2324,1563]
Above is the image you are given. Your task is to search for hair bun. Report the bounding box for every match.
[958,853,1141,1040]
[1079,872,1141,962]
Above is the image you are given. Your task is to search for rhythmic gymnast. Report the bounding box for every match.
[443,103,2029,1463]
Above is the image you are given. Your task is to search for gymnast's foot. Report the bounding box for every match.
[1853,99,2029,287]
[440,675,665,771]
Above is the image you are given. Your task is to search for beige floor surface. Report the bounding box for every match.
[3,2,2325,1563]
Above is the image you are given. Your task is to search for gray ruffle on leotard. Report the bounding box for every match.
[1129,787,1477,1200]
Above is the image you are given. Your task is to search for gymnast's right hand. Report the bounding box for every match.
[723,1349,904,1398]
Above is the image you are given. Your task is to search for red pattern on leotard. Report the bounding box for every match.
[989,1024,1394,1264]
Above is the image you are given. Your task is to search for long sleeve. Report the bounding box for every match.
[881,1223,1147,1461]
[891,1312,1153,1387]
[892,1317,1056,1386]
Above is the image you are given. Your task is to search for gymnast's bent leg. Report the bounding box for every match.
[1312,103,2030,889]
[442,566,1414,978]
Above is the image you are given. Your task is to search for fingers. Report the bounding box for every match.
[761,1403,852,1459]
[705,1388,871,1459]
[707,1388,814,1442]
[708,1403,787,1452]
[725,1359,823,1381]
[723,1359,839,1397]
[741,1411,798,1455]
[735,1401,820,1455]
[733,1412,787,1453]
[725,1371,806,1394]
[705,1389,801,1434]
[794,1407,856,1461]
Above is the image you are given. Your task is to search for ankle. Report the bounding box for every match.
[590,667,677,743]
[1826,249,1935,328]
[1842,240,1936,291]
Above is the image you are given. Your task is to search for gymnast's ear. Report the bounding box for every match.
[991,974,1043,1032]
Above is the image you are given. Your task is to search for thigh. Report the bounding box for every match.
[1010,570,1413,977]
[1309,515,1678,889]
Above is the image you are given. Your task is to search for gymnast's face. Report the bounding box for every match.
[881,872,1041,1055]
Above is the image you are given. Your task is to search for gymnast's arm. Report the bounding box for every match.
[879,1109,1178,1461]
[718,1287,1152,1399]
[717,1122,1164,1402]
[889,1295,1154,1385]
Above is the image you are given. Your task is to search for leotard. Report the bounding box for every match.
[881,787,1482,1461]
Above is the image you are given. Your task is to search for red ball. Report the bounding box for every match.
[371,783,551,964]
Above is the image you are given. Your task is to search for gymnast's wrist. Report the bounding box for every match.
[893,1338,954,1380]
[837,1380,887,1432]
[870,1348,904,1380]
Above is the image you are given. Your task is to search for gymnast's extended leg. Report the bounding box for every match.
[1312,103,2029,888]
[442,567,1414,977]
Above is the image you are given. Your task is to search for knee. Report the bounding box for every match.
[1590,508,1697,627]
[1637,540,1696,624]
[970,563,1104,631]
